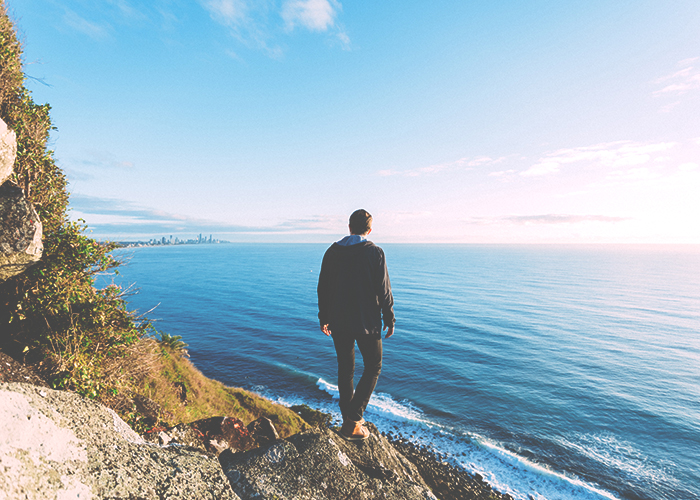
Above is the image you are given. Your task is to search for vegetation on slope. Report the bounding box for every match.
[0,1,306,443]
[100,337,307,437]
[0,0,145,398]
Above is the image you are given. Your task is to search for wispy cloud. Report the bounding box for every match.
[71,150,135,170]
[466,214,630,226]
[200,0,280,55]
[200,0,347,55]
[201,0,250,27]
[654,57,700,96]
[520,161,560,177]
[521,141,676,176]
[653,57,700,112]
[59,1,162,39]
[70,195,187,223]
[70,194,340,237]
[106,0,148,22]
[62,9,110,40]
[378,156,505,177]
[488,169,516,177]
[281,0,339,31]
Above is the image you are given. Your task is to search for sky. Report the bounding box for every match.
[7,0,700,243]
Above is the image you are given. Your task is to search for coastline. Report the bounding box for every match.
[0,348,513,500]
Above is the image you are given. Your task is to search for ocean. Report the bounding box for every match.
[110,243,700,500]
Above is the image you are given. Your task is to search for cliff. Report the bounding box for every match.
[0,377,511,500]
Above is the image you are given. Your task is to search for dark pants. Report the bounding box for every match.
[332,333,382,423]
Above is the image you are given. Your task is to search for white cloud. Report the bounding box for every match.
[199,0,346,55]
[653,57,700,106]
[521,141,676,177]
[336,30,351,50]
[465,214,629,226]
[281,0,339,32]
[62,10,109,39]
[377,156,505,177]
[377,169,399,177]
[520,161,560,177]
[70,195,343,237]
[488,169,516,177]
[202,0,249,26]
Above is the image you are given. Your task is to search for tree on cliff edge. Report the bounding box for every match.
[0,1,152,398]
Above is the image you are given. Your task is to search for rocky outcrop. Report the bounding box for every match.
[0,378,513,500]
[219,423,438,500]
[0,382,239,499]
[0,119,16,183]
[0,181,43,281]
[0,118,42,282]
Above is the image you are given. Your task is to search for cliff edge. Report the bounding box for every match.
[0,380,512,500]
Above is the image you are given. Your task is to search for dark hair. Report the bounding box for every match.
[349,209,372,235]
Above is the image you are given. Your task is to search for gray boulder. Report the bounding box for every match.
[0,117,42,282]
[0,181,43,281]
[0,118,16,185]
[0,382,239,499]
[219,425,438,500]
[333,422,430,485]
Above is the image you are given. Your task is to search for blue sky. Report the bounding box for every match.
[8,0,700,243]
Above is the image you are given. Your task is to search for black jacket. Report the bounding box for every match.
[317,240,395,337]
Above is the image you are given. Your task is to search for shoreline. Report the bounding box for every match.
[1,349,513,500]
[386,431,513,500]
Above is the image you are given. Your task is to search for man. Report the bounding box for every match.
[317,209,395,441]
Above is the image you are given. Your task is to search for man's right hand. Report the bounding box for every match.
[321,324,332,336]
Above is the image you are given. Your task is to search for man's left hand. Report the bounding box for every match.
[384,325,394,339]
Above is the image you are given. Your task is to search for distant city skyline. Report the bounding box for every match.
[11,0,700,243]
[115,233,230,248]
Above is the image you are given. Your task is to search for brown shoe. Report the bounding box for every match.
[340,420,370,441]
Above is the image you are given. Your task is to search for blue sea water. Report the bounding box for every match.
[110,244,700,500]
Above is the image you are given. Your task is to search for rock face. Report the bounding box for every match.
[219,424,438,500]
[0,382,239,500]
[0,373,512,499]
[0,119,16,183]
[0,181,43,281]
[0,118,42,282]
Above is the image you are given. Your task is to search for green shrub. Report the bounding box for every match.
[156,332,189,357]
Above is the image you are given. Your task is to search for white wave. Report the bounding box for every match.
[316,378,429,423]
[316,378,339,399]
[262,377,620,500]
[556,432,680,490]
[313,377,619,500]
[466,436,620,500]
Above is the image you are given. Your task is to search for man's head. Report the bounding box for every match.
[349,209,372,236]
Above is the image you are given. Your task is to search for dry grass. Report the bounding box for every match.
[99,338,308,439]
[0,2,23,108]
